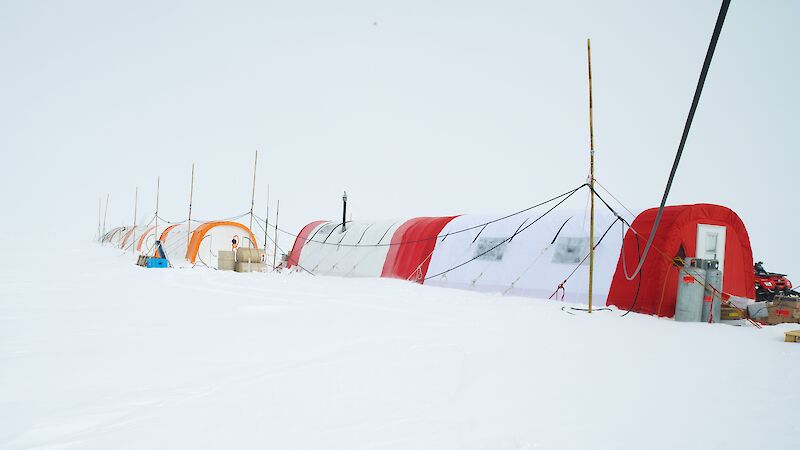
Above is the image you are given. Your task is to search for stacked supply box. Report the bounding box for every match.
[235,247,265,273]
[218,251,236,271]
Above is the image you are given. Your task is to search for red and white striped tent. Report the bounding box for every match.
[287,209,623,305]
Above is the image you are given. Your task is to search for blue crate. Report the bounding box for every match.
[145,257,169,268]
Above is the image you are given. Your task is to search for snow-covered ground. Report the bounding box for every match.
[1,243,798,450]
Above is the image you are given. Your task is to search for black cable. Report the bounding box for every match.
[623,0,731,281]
[566,306,613,313]
[545,217,622,302]
[620,221,642,317]
[587,186,653,317]
[550,217,572,245]
[425,186,584,281]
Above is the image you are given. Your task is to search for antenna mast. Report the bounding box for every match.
[249,150,258,246]
[132,187,138,253]
[587,38,596,314]
[97,197,101,241]
[188,163,195,245]
[264,184,270,267]
[155,176,160,243]
[273,199,280,269]
[102,193,109,242]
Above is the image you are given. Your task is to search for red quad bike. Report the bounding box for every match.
[754,261,799,301]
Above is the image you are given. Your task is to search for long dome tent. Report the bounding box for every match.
[185,221,259,268]
[287,209,623,305]
[284,186,599,280]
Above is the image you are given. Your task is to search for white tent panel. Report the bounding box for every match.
[160,224,193,268]
[102,226,127,246]
[297,220,406,277]
[425,209,624,305]
[138,226,160,256]
[119,225,150,252]
[194,224,258,269]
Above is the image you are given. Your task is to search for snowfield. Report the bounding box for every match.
[1,244,798,450]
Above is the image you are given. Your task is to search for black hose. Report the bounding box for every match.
[623,0,731,281]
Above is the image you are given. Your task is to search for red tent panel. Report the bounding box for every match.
[381,216,458,282]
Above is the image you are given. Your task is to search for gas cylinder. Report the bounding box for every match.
[700,259,723,323]
[675,258,706,322]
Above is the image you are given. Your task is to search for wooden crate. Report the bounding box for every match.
[784,330,800,343]
[720,305,746,320]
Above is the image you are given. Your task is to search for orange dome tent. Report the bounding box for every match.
[185,221,258,267]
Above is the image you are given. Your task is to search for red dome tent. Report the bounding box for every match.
[607,204,755,317]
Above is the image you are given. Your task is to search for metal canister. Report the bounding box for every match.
[700,259,723,323]
[675,258,706,322]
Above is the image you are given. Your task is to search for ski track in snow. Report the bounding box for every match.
[0,244,798,449]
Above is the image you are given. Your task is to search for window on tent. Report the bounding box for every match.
[552,236,590,264]
[474,237,508,261]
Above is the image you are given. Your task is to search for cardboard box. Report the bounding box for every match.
[765,298,800,325]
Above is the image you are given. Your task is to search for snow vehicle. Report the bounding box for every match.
[754,261,798,301]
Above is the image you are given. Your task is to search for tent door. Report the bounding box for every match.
[696,224,726,276]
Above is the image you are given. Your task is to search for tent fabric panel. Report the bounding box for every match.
[424,209,623,303]
[119,228,136,249]
[136,226,157,254]
[102,226,126,244]
[295,220,404,277]
[286,220,328,269]
[119,225,150,251]
[159,224,180,242]
[607,205,686,316]
[159,224,194,267]
[381,216,458,282]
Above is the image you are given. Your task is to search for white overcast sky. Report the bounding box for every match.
[1,0,797,275]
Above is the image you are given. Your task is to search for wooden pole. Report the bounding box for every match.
[102,193,109,241]
[155,176,160,243]
[264,184,270,268]
[132,187,138,253]
[587,38,596,314]
[273,199,279,269]
[249,150,258,246]
[188,163,195,245]
[97,197,102,241]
